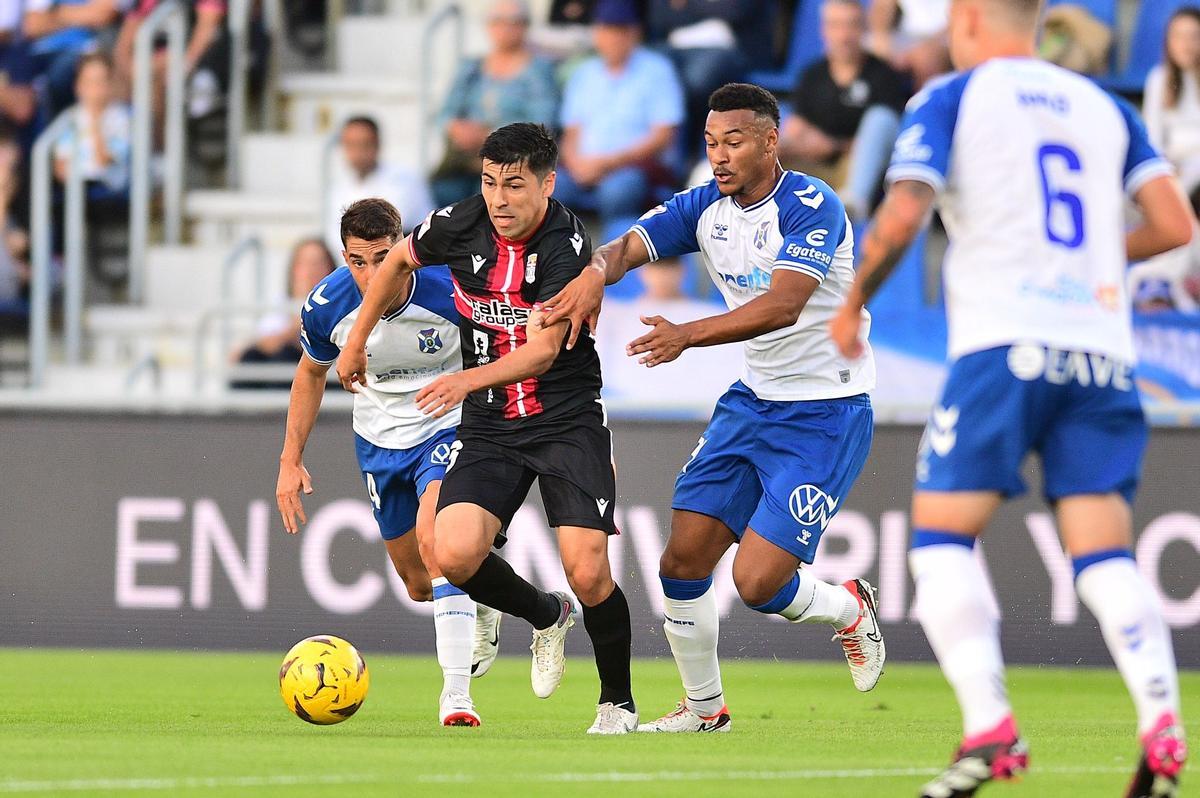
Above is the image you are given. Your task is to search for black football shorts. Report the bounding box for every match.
[436,405,617,535]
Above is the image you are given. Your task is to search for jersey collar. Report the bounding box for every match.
[382,270,419,321]
[733,169,787,213]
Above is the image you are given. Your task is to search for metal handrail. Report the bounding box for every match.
[63,137,86,365]
[218,235,266,357]
[418,3,464,175]
[28,109,78,389]
[129,0,187,303]
[192,302,294,391]
[124,352,162,392]
[259,0,283,131]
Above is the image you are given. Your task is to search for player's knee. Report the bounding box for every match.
[564,559,613,606]
[404,578,433,603]
[659,547,708,580]
[733,569,779,609]
[433,540,481,585]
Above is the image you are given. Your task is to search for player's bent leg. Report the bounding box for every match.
[1058,494,1186,796]
[733,529,884,692]
[383,532,433,602]
[558,525,636,734]
[415,483,480,726]
[910,490,1029,796]
[641,510,735,733]
[435,501,565,634]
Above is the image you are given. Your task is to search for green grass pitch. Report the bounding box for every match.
[0,648,1193,797]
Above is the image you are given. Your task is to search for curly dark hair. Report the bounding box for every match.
[708,82,780,128]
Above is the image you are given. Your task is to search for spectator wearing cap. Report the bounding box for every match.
[645,0,775,154]
[780,0,907,221]
[326,116,433,257]
[431,0,559,208]
[555,0,684,223]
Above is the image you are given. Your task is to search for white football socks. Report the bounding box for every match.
[662,585,726,718]
[432,577,475,696]
[1075,556,1181,735]
[776,569,860,628]
[910,543,1012,738]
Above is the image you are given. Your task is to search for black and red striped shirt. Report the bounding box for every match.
[409,195,601,436]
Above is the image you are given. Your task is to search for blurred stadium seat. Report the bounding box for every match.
[746,0,823,94]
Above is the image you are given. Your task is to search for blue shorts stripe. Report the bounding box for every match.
[1072,548,1134,579]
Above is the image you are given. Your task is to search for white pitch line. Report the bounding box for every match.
[0,766,1135,793]
[0,774,381,794]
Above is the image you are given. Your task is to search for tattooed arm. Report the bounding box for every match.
[830,180,937,358]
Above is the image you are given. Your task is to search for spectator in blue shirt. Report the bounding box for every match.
[555,0,684,222]
[23,0,124,115]
[431,0,559,207]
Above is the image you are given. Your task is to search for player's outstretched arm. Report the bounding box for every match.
[1128,175,1194,263]
[541,229,652,350]
[831,180,935,357]
[336,235,418,392]
[276,354,329,534]
[627,269,819,368]
[415,310,568,418]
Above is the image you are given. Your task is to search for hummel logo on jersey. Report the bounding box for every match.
[471,254,487,274]
[570,233,584,256]
[595,498,609,516]
[928,405,959,456]
[711,223,729,241]
[794,184,825,209]
[303,284,330,312]
[788,484,840,532]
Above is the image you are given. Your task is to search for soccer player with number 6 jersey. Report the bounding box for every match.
[831,1,1193,795]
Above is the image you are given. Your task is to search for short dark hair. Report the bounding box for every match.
[479,122,558,179]
[342,115,379,139]
[339,198,402,247]
[708,83,781,128]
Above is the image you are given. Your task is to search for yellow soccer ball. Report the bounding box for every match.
[278,635,370,725]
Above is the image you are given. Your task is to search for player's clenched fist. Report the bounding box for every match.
[275,460,314,534]
[830,303,865,359]
[336,343,368,393]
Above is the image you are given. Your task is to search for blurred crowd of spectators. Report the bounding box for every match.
[0,0,263,317]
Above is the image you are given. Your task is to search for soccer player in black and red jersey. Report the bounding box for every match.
[336,123,637,734]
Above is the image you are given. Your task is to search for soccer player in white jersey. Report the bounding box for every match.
[275,198,501,727]
[831,1,1193,795]
[545,83,886,732]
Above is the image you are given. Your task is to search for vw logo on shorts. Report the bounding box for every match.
[430,443,452,465]
[788,484,840,531]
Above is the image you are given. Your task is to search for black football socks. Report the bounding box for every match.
[456,552,562,630]
[582,584,635,711]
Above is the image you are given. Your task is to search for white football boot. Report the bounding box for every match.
[637,700,731,733]
[471,603,501,679]
[439,690,480,727]
[530,591,575,698]
[832,578,886,692]
[587,702,638,735]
